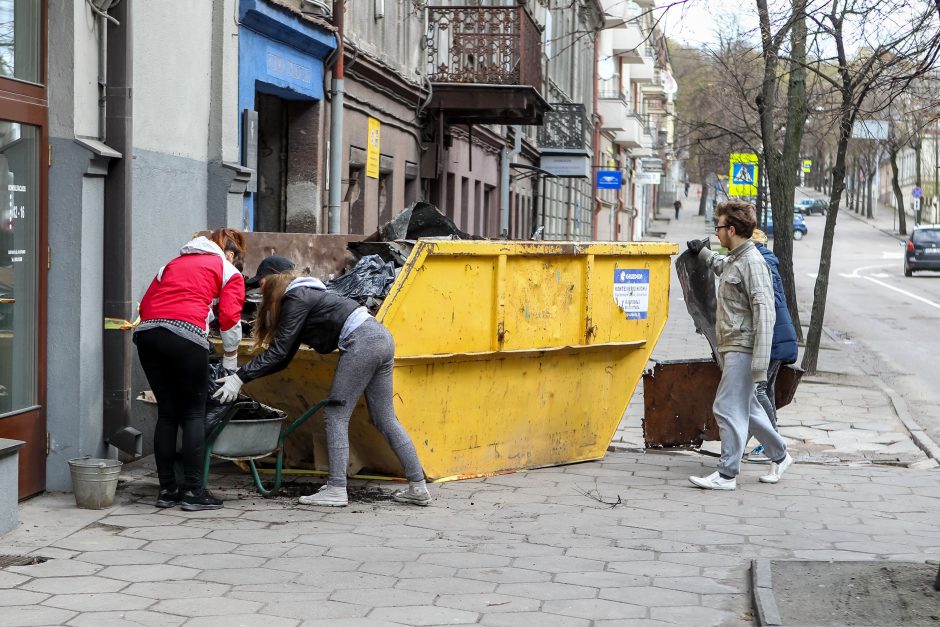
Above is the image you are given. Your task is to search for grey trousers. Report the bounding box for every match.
[324,318,425,487]
[714,351,788,478]
[754,359,783,430]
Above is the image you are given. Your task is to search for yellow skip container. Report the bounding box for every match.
[240,239,677,481]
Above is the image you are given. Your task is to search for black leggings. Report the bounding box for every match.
[135,328,209,491]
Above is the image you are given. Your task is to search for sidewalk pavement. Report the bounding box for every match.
[612,196,937,468]
[1,201,939,626]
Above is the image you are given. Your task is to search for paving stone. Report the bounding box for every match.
[475,542,565,558]
[23,575,127,594]
[368,605,479,625]
[52,530,147,552]
[330,587,436,607]
[652,577,739,594]
[207,528,299,544]
[99,514,186,528]
[74,549,170,566]
[542,598,647,620]
[182,615,298,627]
[123,581,229,599]
[297,620,403,627]
[480,612,591,627]
[358,561,456,579]
[66,610,187,626]
[8,551,102,588]
[600,586,701,607]
[496,581,596,600]
[295,570,397,590]
[650,605,739,626]
[512,554,606,573]
[434,592,541,614]
[0,589,50,606]
[169,552,266,570]
[566,546,656,562]
[42,592,155,612]
[196,567,296,586]
[396,576,497,595]
[455,566,552,584]
[145,538,239,555]
[0,605,77,626]
[152,596,262,616]
[232,543,296,559]
[607,560,702,578]
[266,555,360,573]
[265,600,369,620]
[0,571,28,588]
[324,546,420,563]
[97,563,200,582]
[119,525,209,541]
[555,571,651,588]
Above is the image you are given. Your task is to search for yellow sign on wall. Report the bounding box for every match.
[728,153,759,197]
[366,117,381,179]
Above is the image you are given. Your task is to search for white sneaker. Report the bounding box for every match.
[689,472,736,490]
[392,481,432,506]
[759,453,794,484]
[298,484,348,507]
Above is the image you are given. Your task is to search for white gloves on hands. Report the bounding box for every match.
[213,374,244,404]
[221,354,238,371]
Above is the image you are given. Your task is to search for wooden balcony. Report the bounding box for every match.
[426,5,549,125]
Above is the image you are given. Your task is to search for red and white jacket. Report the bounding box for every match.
[139,237,245,352]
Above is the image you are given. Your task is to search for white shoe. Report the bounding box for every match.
[759,453,794,484]
[298,484,348,507]
[689,471,736,490]
[392,481,432,506]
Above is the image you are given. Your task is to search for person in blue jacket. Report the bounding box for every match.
[746,229,798,462]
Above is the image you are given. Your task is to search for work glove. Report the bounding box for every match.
[213,373,244,404]
[221,354,238,371]
[686,238,709,255]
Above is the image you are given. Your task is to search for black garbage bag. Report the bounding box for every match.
[675,249,720,363]
[379,201,482,241]
[325,254,398,302]
[205,361,250,434]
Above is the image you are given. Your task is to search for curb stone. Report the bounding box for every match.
[751,559,782,626]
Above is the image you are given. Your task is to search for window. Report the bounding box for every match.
[0,0,41,84]
[0,120,38,413]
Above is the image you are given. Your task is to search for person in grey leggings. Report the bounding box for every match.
[213,259,429,507]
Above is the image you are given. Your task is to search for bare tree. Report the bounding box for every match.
[797,0,940,374]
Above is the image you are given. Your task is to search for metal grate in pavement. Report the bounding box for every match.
[0,554,49,568]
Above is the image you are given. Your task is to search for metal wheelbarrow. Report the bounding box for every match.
[202,398,342,495]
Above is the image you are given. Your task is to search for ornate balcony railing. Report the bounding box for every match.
[426,6,543,90]
[538,103,590,151]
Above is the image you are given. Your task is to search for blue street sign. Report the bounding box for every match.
[596,170,623,189]
[913,186,923,198]
[732,163,755,186]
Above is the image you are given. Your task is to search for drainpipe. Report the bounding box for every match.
[102,0,141,456]
[500,125,522,237]
[592,35,601,240]
[327,0,345,233]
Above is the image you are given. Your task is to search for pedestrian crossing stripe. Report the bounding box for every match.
[732,163,754,185]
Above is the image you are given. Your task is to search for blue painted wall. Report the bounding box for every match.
[238,0,336,228]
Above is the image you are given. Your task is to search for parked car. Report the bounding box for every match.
[762,211,808,240]
[794,198,828,216]
[903,225,940,276]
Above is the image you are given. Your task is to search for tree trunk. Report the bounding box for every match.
[698,176,708,217]
[802,100,852,375]
[914,141,922,188]
[866,170,875,218]
[890,148,908,235]
[757,0,806,342]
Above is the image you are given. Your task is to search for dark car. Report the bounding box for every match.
[763,211,808,240]
[903,226,940,276]
[795,198,828,216]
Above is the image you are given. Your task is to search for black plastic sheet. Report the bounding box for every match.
[675,249,720,363]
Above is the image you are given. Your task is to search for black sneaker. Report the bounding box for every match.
[155,489,182,509]
[180,489,223,511]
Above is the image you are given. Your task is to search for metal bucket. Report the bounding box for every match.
[68,458,123,509]
[211,416,285,459]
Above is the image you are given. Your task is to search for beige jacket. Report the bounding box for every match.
[697,240,776,382]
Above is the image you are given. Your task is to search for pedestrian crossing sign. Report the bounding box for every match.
[728,153,759,197]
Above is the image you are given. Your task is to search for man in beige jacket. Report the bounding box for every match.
[686,200,793,490]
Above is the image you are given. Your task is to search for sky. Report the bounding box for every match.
[656,0,759,48]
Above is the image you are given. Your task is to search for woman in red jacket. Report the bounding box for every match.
[134,228,246,511]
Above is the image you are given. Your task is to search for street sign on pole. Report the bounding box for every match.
[802,159,812,173]
[596,170,623,189]
[913,186,923,199]
[728,153,759,197]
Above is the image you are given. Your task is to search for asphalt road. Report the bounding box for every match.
[786,202,940,449]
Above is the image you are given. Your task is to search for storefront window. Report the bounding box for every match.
[0,120,38,414]
[0,0,41,84]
